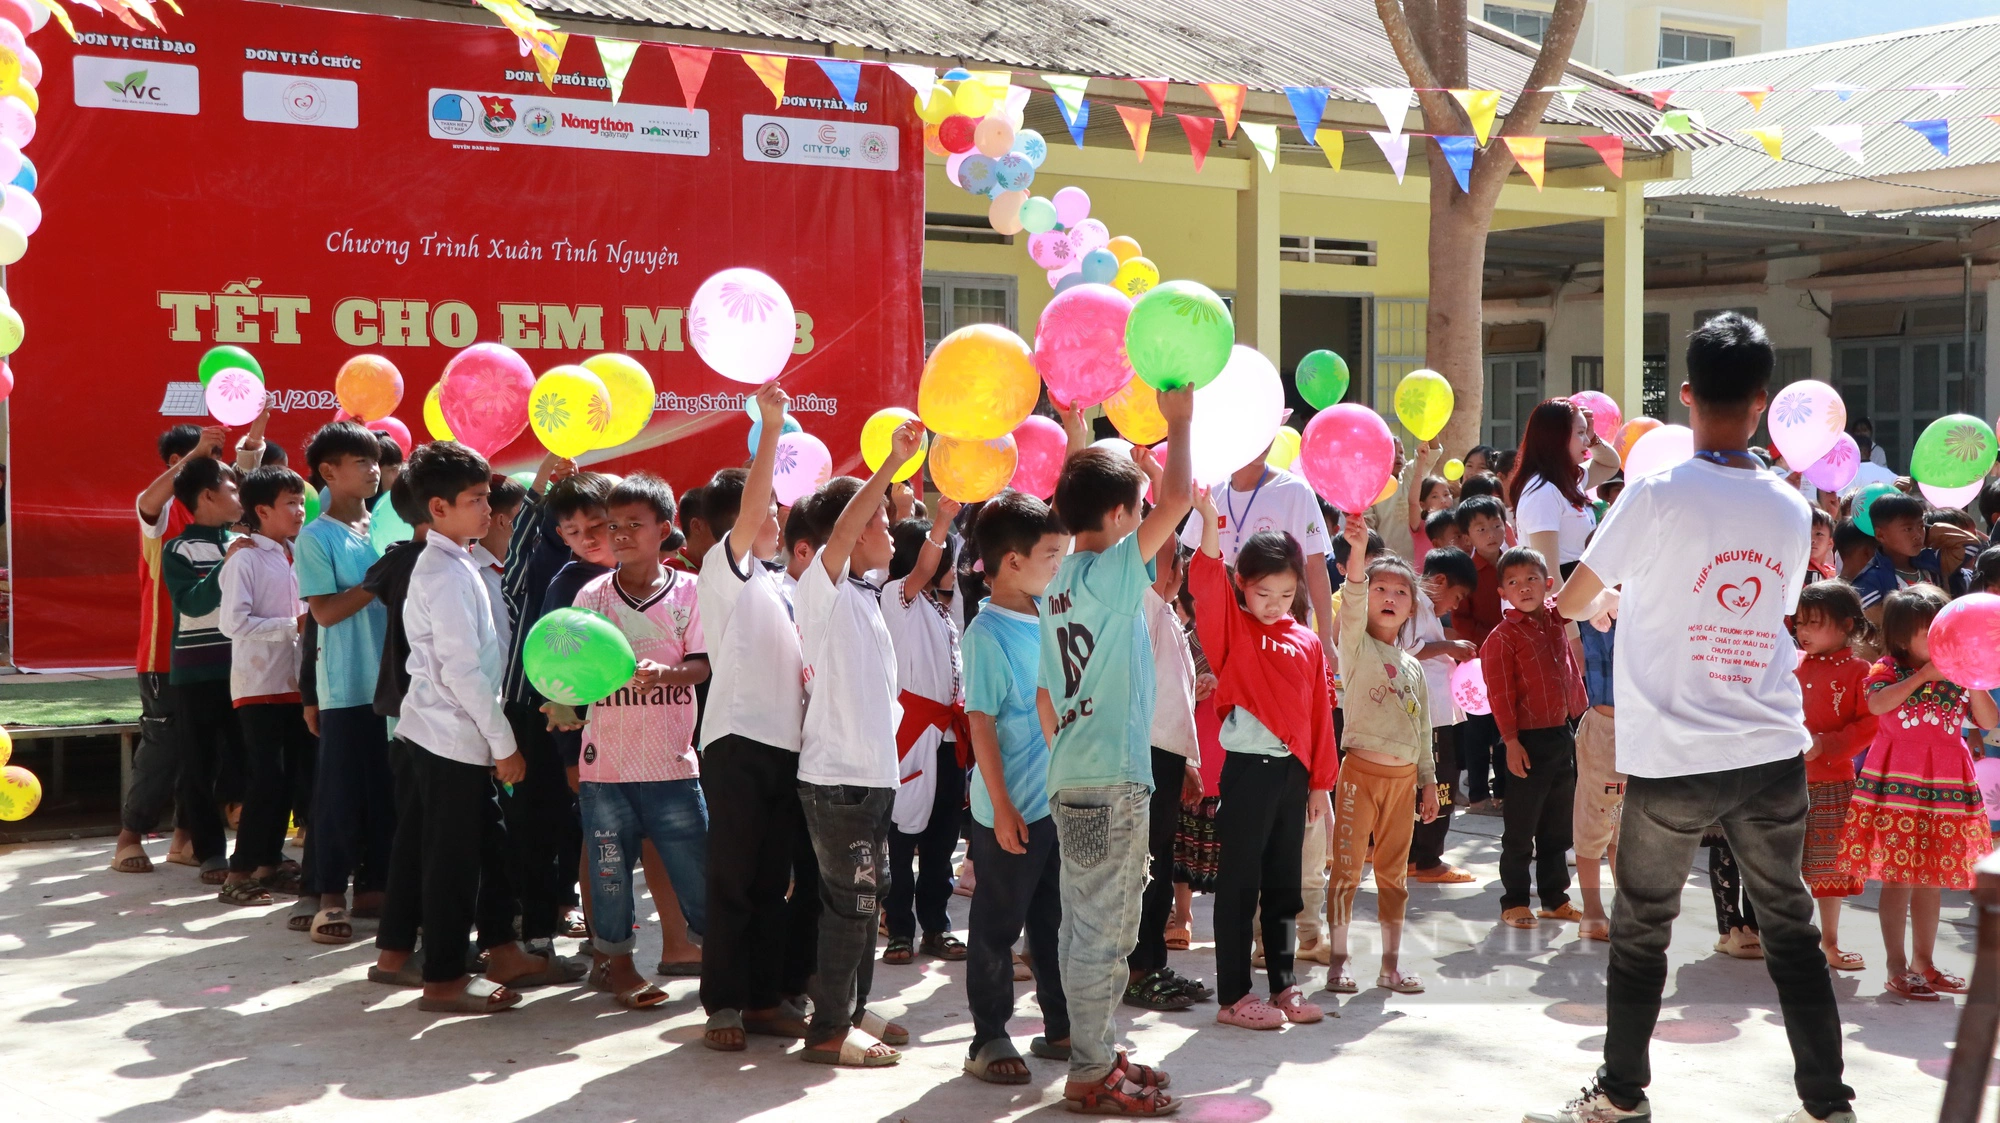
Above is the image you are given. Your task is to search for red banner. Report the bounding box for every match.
[12,4,925,669]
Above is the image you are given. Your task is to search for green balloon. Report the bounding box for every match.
[1910,413,1998,489]
[198,345,263,386]
[1296,350,1350,409]
[1019,196,1058,235]
[1124,280,1235,392]
[524,607,639,706]
[302,486,321,525]
[1852,481,1901,537]
[369,495,414,554]
[509,469,539,491]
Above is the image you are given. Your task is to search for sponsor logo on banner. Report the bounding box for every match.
[72,56,200,115]
[242,71,359,129]
[740,115,898,171]
[426,89,709,155]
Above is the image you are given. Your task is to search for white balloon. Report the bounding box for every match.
[26,2,45,33]
[1623,423,1695,481]
[3,184,38,235]
[1189,346,1286,486]
[1090,436,1133,459]
[0,215,25,265]
[687,268,795,385]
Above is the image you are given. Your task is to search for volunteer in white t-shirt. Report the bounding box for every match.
[1531,312,1851,1123]
[1178,456,1334,645]
[1508,398,1621,587]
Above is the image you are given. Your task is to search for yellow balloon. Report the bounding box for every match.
[1442,458,1465,481]
[1266,426,1302,470]
[0,764,40,821]
[582,353,656,449]
[6,81,33,115]
[0,50,20,91]
[1104,377,1168,445]
[930,434,1018,503]
[918,323,1039,441]
[0,725,11,768]
[862,407,929,482]
[914,86,955,124]
[952,79,994,118]
[1373,477,1400,506]
[1106,236,1143,264]
[1394,368,1455,442]
[423,382,454,441]
[528,365,611,459]
[1112,256,1160,298]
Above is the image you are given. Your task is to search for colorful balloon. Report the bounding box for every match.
[1111,256,1159,297]
[952,79,994,117]
[368,416,412,459]
[1052,185,1091,227]
[528,365,613,459]
[938,114,976,153]
[205,367,265,426]
[974,114,1015,157]
[1019,195,1058,234]
[1079,248,1119,285]
[1104,376,1168,445]
[0,763,40,820]
[914,86,955,124]
[989,189,1028,235]
[918,323,1039,441]
[197,345,262,386]
[1766,380,1848,471]
[1911,413,1998,489]
[369,489,412,551]
[1010,415,1067,499]
[1623,423,1694,482]
[1374,477,1400,506]
[0,183,36,236]
[745,412,802,454]
[1451,659,1491,716]
[1442,458,1465,481]
[11,154,33,193]
[1106,236,1143,264]
[1011,129,1048,167]
[0,95,32,148]
[1295,350,1349,410]
[1189,346,1286,487]
[1126,280,1234,392]
[423,382,454,441]
[0,213,23,266]
[1801,432,1858,493]
[1920,481,1983,510]
[861,406,928,482]
[302,485,320,524]
[1027,229,1075,271]
[1034,283,1135,410]
[931,434,1019,503]
[1852,481,1901,536]
[0,358,12,404]
[582,353,656,449]
[1393,369,1454,442]
[1266,425,1302,470]
[772,431,833,507]
[524,607,640,706]
[439,343,535,458]
[334,354,404,422]
[1567,390,1623,444]
[1299,404,1395,514]
[688,268,796,385]
[1931,593,2000,689]
[959,154,999,195]
[1613,417,1662,461]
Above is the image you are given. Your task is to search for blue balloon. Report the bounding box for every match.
[747,413,802,454]
[11,156,32,194]
[994,153,1036,192]
[959,154,999,195]
[1080,249,1119,285]
[1010,129,1048,168]
[1053,271,1086,295]
[941,67,972,82]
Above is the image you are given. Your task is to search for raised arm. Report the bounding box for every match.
[1055,399,1091,457]
[822,421,923,582]
[730,380,790,560]
[139,426,224,523]
[1136,387,1194,559]
[899,497,962,605]
[1406,439,1442,533]
[1582,422,1621,490]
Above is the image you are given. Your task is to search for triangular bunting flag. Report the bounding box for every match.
[887,63,936,104]
[1728,85,1773,111]
[1540,84,1585,114]
[1502,135,1545,189]
[1448,89,1500,145]
[1746,126,1783,161]
[815,58,861,109]
[1004,85,1031,128]
[1284,86,1329,138]
[1202,83,1246,138]
[1813,123,1865,165]
[531,31,568,89]
[1133,78,1168,116]
[1435,135,1476,192]
[1178,114,1214,172]
[1581,134,1625,178]
[1042,74,1090,119]
[1903,118,1951,156]
[1241,121,1279,171]
[972,71,1013,100]
[1116,105,1152,161]
[30,0,76,39]
[668,45,713,110]
[595,38,638,103]
[1362,86,1413,136]
[1989,114,2000,130]
[1055,95,1091,147]
[1911,83,1966,98]
[472,0,561,57]
[1370,131,1410,182]
[1313,127,1344,171]
[741,53,788,108]
[1811,82,1863,101]
[1641,87,1674,110]
[1658,110,1696,135]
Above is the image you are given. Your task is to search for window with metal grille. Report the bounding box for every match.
[1374,298,1425,428]
[1571,356,1603,394]
[1279,236,1377,267]
[1658,28,1733,68]
[1642,312,1670,419]
[1483,4,1550,43]
[922,273,1016,354]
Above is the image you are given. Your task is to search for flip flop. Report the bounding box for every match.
[800,1027,900,1067]
[216,879,273,907]
[656,960,702,977]
[964,1038,1032,1085]
[704,1009,748,1052]
[498,947,589,988]
[368,955,425,986]
[311,908,354,945]
[1411,864,1475,883]
[1163,925,1191,951]
[110,844,154,874]
[287,899,317,932]
[416,977,519,1014]
[1824,947,1865,971]
[1502,907,1538,930]
[1030,1035,1072,1060]
[744,1009,809,1039]
[615,981,669,1009]
[198,857,230,886]
[853,1009,908,1046]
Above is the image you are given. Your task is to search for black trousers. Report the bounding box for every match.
[503,701,573,941]
[966,817,1069,1052]
[700,735,814,1013]
[1213,752,1309,1005]
[121,672,179,834]
[1459,711,1506,803]
[229,702,312,874]
[1708,837,1760,934]
[1129,747,1186,975]
[378,742,517,982]
[378,738,424,954]
[1499,726,1576,912]
[305,705,395,896]
[169,679,238,864]
[1410,726,1461,871]
[885,746,967,940]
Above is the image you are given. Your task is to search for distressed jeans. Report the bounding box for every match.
[1052,782,1150,1084]
[798,782,894,1047]
[580,779,709,958]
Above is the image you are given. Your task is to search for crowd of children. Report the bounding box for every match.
[112,310,1995,1119]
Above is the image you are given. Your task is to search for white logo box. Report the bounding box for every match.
[426,88,708,155]
[742,114,899,170]
[73,56,199,115]
[242,71,357,129]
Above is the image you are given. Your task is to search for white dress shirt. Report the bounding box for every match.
[399,534,518,765]
[469,542,511,653]
[217,533,304,702]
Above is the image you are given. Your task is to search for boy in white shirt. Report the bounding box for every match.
[792,419,924,1067]
[215,465,312,906]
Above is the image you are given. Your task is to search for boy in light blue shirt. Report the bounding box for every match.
[1034,387,1192,1112]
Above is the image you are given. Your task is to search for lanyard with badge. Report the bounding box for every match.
[1222,468,1270,558]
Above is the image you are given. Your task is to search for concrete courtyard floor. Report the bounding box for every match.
[0,812,1978,1123]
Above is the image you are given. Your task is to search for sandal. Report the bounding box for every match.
[198,857,229,886]
[882,938,915,965]
[1325,969,1358,995]
[1031,1035,1072,1060]
[964,1038,1031,1085]
[368,954,425,987]
[164,846,199,868]
[216,879,273,907]
[110,844,154,874]
[801,1027,900,1067]
[1273,985,1326,1024]
[1163,923,1191,951]
[656,959,701,977]
[921,931,969,961]
[1161,967,1214,1002]
[615,981,669,1009]
[310,908,353,945]
[1411,863,1475,883]
[1376,970,1425,994]
[853,1009,908,1046]
[704,1009,748,1051]
[1216,994,1285,1030]
[1064,1068,1177,1116]
[287,899,317,932]
[1924,966,1969,994]
[1114,1051,1169,1089]
[1824,947,1865,972]
[744,1007,809,1039]
[1124,969,1197,1011]
[417,976,519,1014]
[1502,907,1538,930]
[258,860,303,895]
[496,946,588,988]
[1537,903,1583,922]
[559,907,589,939]
[1887,971,1941,1002]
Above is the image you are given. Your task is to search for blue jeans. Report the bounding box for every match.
[580,779,709,958]
[1052,782,1150,1084]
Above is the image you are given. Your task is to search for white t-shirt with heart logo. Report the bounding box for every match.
[1578,457,1812,779]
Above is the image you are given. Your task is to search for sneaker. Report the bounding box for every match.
[1524,1086,1651,1123]
[1774,1110,1856,1123]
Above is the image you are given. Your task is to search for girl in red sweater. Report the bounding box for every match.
[1791,581,1877,972]
[1190,488,1338,1031]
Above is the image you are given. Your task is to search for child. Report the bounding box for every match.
[160,455,247,886]
[573,473,710,1008]
[296,422,391,944]
[473,475,529,647]
[1327,514,1435,996]
[1807,507,1836,581]
[879,505,970,968]
[1851,493,1941,619]
[1402,547,1479,885]
[961,491,1073,1084]
[792,421,925,1067]
[215,465,310,906]
[1039,387,1193,1115]
[1455,494,1511,815]
[1841,584,1998,1001]
[1423,509,1465,555]
[1793,580,1877,971]
[1191,491,1337,1029]
[1480,545,1586,930]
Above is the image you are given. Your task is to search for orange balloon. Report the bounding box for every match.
[1104,377,1168,445]
[1614,416,1663,461]
[1373,476,1399,506]
[923,121,947,158]
[918,324,1039,441]
[1106,235,1143,264]
[336,355,404,422]
[929,433,1019,503]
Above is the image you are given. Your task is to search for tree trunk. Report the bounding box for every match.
[1427,182,1495,457]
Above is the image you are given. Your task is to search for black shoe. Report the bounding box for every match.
[1123,968,1197,1011]
[1160,966,1214,1002]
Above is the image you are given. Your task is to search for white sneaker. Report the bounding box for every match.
[1524,1087,1651,1123]
[1775,1109,1856,1123]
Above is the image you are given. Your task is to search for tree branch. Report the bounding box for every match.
[1403,0,1442,72]
[1469,0,1589,205]
[1375,0,1457,128]
[1436,0,1468,88]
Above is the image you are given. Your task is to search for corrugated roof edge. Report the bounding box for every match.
[1622,14,2000,82]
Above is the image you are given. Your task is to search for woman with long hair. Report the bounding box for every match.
[1506,398,1621,589]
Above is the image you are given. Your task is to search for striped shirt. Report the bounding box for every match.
[163,522,237,684]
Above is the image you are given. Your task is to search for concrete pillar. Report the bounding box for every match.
[1984,279,1999,420]
[1602,178,1645,420]
[1234,139,1280,363]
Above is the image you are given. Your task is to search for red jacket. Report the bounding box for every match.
[1190,551,1339,790]
[1462,551,1505,645]
[1798,650,1877,784]
[1479,597,1587,741]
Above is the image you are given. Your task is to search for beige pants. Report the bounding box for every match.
[1330,754,1419,928]
[1573,707,1625,861]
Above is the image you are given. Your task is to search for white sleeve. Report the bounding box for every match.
[431,567,518,761]
[217,556,296,643]
[1291,483,1332,558]
[793,550,838,635]
[1514,481,1562,537]
[1577,480,1647,588]
[138,495,173,539]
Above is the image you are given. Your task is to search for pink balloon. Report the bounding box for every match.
[1920,480,1982,510]
[944,150,969,187]
[688,267,795,385]
[1027,230,1074,270]
[439,343,534,458]
[0,18,23,57]
[1147,441,1167,503]
[1034,283,1134,410]
[1766,380,1846,471]
[205,367,266,427]
[1067,218,1109,255]
[0,96,32,149]
[1451,659,1491,715]
[0,359,12,403]
[1299,404,1394,514]
[1623,424,1694,481]
[772,431,832,507]
[367,415,413,456]
[1010,415,1066,499]
[2,184,38,235]
[0,0,30,37]
[1570,390,1622,443]
[1802,432,1859,492]
[1931,593,2000,690]
[1052,185,1091,227]
[17,43,37,88]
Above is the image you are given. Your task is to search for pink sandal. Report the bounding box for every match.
[1272,986,1325,1024]
[1925,966,1969,994]
[1216,993,1285,1030]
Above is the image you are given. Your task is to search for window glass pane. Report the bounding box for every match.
[952,286,1010,330]
[1912,343,1940,411]
[922,285,942,353]
[1641,358,1668,419]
